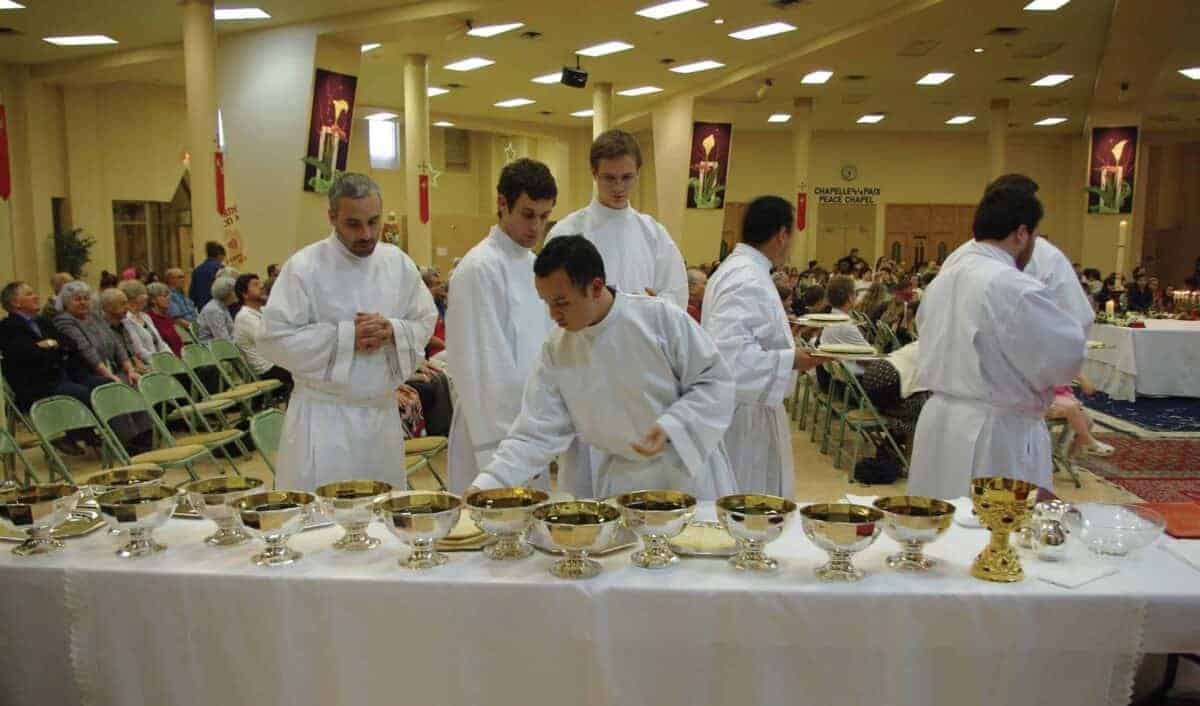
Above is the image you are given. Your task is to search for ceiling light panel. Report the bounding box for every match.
[577,41,635,57]
[427,86,449,97]
[801,70,833,84]
[729,22,795,40]
[636,0,708,19]
[1179,67,1200,80]
[570,109,595,117]
[433,121,455,127]
[531,71,563,84]
[857,114,886,124]
[214,8,270,20]
[1023,0,1071,10]
[1030,73,1074,86]
[916,72,955,85]
[43,35,118,46]
[1034,116,1069,126]
[767,114,791,123]
[467,22,524,37]
[945,115,976,125]
[0,1,26,8]
[444,57,495,71]
[361,43,381,53]
[617,86,663,96]
[494,98,535,108]
[669,60,725,74]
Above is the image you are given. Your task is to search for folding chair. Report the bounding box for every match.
[249,408,283,480]
[0,427,39,487]
[828,360,910,476]
[1,373,54,478]
[181,344,275,412]
[136,373,255,464]
[175,321,199,345]
[1046,417,1082,489]
[875,322,903,354]
[89,383,220,481]
[207,339,283,405]
[404,435,448,491]
[29,395,129,483]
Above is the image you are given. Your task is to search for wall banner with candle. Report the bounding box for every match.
[1087,126,1137,215]
[687,122,732,209]
[303,68,358,193]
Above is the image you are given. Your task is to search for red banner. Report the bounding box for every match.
[214,151,226,215]
[796,191,807,231]
[0,106,11,201]
[419,173,430,224]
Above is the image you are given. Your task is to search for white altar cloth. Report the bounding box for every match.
[1084,321,1200,401]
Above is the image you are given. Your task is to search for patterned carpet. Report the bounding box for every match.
[1080,390,1200,435]
[1087,435,1200,502]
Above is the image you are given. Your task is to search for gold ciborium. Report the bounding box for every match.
[716,494,797,571]
[315,480,394,551]
[179,475,264,546]
[799,503,884,581]
[465,487,548,560]
[969,477,1038,582]
[0,483,81,556]
[616,490,697,569]
[532,500,622,579]
[377,491,462,570]
[874,496,956,571]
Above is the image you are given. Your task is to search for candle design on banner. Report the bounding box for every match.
[687,121,732,210]
[302,69,358,193]
[1087,126,1137,215]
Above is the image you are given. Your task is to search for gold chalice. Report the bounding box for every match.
[84,465,165,535]
[377,491,462,569]
[969,477,1038,582]
[179,475,264,546]
[616,490,697,569]
[532,501,622,579]
[96,485,179,558]
[716,494,797,571]
[315,480,394,551]
[874,496,956,571]
[236,490,317,566]
[0,483,81,556]
[799,503,884,581]
[465,487,548,560]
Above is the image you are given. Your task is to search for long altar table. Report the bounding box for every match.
[2,504,1197,706]
[1085,320,1200,401]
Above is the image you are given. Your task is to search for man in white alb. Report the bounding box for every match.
[909,183,1086,499]
[467,236,737,500]
[445,158,557,492]
[260,173,438,491]
[702,196,826,497]
[545,129,688,495]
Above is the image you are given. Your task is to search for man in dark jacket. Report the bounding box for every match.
[188,241,226,310]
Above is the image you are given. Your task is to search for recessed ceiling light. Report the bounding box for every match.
[857,113,886,124]
[577,40,635,57]
[636,0,708,20]
[617,86,663,96]
[0,1,26,8]
[444,57,495,71]
[361,43,381,53]
[670,59,725,74]
[801,70,834,84]
[43,35,118,46]
[945,115,976,125]
[1031,73,1074,86]
[1034,116,1068,126]
[712,17,724,24]
[570,109,595,118]
[214,8,270,20]
[916,71,955,86]
[1179,67,1200,80]
[364,112,398,121]
[427,86,450,97]
[467,22,524,37]
[1023,0,1070,10]
[433,121,456,128]
[531,71,563,84]
[494,98,535,108]
[729,22,795,40]
[767,113,791,123]
[973,47,985,53]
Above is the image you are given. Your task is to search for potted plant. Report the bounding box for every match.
[50,228,95,278]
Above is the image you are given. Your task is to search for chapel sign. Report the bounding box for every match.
[814,186,881,205]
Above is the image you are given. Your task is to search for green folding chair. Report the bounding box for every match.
[404,435,448,491]
[175,321,199,345]
[29,395,128,483]
[136,373,255,465]
[1,373,54,478]
[1046,417,1082,489]
[89,383,220,481]
[249,408,283,479]
[875,322,903,354]
[180,344,274,414]
[828,360,910,476]
[207,339,283,404]
[0,427,39,487]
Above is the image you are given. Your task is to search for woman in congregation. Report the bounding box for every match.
[196,277,237,342]
[53,281,141,386]
[118,279,171,365]
[145,282,186,356]
[856,282,891,323]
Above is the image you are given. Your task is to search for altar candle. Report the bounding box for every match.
[1105,300,1116,317]
[1115,220,1129,278]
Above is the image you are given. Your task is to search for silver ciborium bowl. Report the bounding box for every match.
[377,491,462,569]
[465,487,549,560]
[532,500,623,579]
[83,464,165,497]
[715,493,798,571]
[96,484,179,558]
[800,503,885,581]
[616,490,697,569]
[179,475,264,546]
[0,483,81,556]
[315,480,394,551]
[873,496,956,571]
[236,490,317,566]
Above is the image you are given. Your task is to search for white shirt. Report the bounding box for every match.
[473,292,738,500]
[701,243,796,496]
[910,240,1086,498]
[122,310,169,363]
[260,234,438,491]
[547,199,688,309]
[445,225,554,492]
[233,305,272,375]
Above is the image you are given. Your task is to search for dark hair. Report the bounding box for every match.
[801,285,825,308]
[972,185,1044,241]
[205,241,226,259]
[807,260,818,269]
[99,271,119,289]
[920,272,936,287]
[498,158,558,214]
[233,273,260,303]
[589,129,642,171]
[1,281,25,311]
[987,173,1040,194]
[827,276,855,308]
[534,235,606,290]
[267,264,279,278]
[742,195,793,246]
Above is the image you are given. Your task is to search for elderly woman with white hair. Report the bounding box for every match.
[118,279,170,364]
[52,281,140,385]
[196,276,237,342]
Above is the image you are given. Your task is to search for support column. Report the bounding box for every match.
[592,82,613,138]
[651,93,693,255]
[988,99,1010,183]
[403,54,432,266]
[181,0,220,265]
[791,97,814,267]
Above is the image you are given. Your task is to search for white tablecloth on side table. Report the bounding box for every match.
[1,503,1198,706]
[1084,321,1200,401]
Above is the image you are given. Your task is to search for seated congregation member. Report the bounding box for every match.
[1047,374,1113,459]
[118,279,171,366]
[405,361,453,437]
[686,267,707,323]
[99,288,149,376]
[164,267,198,324]
[40,272,73,319]
[420,267,447,359]
[145,282,185,355]
[196,277,237,342]
[857,282,891,323]
[858,342,930,449]
[53,281,142,386]
[232,273,293,398]
[0,281,104,455]
[467,235,738,500]
[798,284,827,317]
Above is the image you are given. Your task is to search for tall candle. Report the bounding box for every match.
[1115,220,1129,278]
[1105,300,1116,317]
